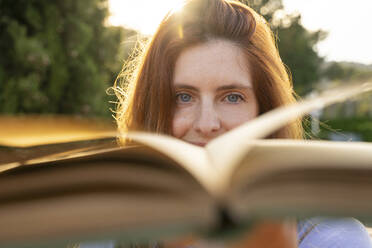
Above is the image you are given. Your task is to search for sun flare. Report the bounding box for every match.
[108,0,185,35]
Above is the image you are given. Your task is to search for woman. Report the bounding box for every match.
[114,0,372,247]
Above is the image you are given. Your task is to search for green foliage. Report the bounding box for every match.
[318,117,372,142]
[0,0,127,117]
[243,0,326,96]
[323,62,372,82]
[276,18,326,95]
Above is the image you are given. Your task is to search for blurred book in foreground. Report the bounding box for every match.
[1,83,372,247]
[0,115,117,165]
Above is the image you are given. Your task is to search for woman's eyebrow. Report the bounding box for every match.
[173,83,253,91]
[173,84,198,91]
[216,83,253,91]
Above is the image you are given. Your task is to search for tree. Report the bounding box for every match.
[276,17,326,95]
[0,0,129,117]
[243,0,326,95]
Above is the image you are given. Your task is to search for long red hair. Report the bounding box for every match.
[114,0,302,140]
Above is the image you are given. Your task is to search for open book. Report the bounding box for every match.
[1,83,372,247]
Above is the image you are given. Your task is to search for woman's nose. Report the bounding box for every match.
[193,101,221,135]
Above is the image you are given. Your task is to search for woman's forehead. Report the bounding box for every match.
[173,39,253,89]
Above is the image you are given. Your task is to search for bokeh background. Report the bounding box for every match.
[1,0,372,145]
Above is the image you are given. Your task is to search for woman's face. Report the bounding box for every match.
[171,39,259,146]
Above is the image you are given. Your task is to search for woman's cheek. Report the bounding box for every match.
[171,107,194,138]
[218,103,258,129]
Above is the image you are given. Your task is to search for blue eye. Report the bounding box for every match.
[225,94,243,103]
[176,93,192,103]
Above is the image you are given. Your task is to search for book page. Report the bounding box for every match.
[0,136,118,166]
[0,116,116,147]
[226,139,372,220]
[0,148,217,245]
[204,82,372,196]
[231,139,372,188]
[126,132,219,195]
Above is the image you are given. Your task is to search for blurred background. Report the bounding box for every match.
[0,0,372,146]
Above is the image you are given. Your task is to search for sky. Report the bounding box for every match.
[282,0,372,64]
[108,0,372,65]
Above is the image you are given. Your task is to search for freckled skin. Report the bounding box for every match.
[172,40,259,145]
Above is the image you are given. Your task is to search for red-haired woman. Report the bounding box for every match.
[114,0,372,247]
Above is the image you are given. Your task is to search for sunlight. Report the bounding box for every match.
[107,0,372,64]
[108,0,185,35]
